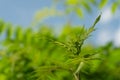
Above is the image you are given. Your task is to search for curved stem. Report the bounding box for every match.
[73,62,84,80]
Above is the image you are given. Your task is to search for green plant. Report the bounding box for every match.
[33,14,101,80]
[0,14,120,80]
[0,0,120,79]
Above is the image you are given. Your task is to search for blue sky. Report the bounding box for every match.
[0,0,120,46]
[0,0,53,26]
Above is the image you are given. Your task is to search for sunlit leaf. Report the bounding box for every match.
[111,3,118,13]
[82,1,91,12]
[99,0,108,8]
[0,20,5,34]
[0,74,6,80]
[6,23,13,40]
[75,8,83,18]
[15,26,23,42]
[24,28,32,45]
[66,0,79,5]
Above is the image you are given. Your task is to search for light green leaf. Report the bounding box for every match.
[0,20,5,34]
[99,0,108,8]
[6,23,13,40]
[15,26,23,41]
[66,0,78,5]
[0,74,6,80]
[111,3,118,13]
[24,28,32,45]
[82,1,91,12]
[75,8,83,18]
[83,14,101,41]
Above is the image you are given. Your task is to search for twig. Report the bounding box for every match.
[73,62,84,80]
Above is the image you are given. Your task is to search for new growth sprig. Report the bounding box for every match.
[35,14,101,80]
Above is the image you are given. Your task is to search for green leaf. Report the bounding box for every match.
[6,23,13,40]
[24,28,32,45]
[66,0,78,5]
[0,20,5,34]
[82,14,101,42]
[0,74,6,80]
[93,14,101,27]
[75,8,83,18]
[66,56,82,65]
[111,3,118,13]
[99,0,108,8]
[82,1,91,12]
[15,26,23,42]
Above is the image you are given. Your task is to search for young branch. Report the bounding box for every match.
[73,62,84,80]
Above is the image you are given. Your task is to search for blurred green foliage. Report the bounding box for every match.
[0,17,120,80]
[0,0,120,80]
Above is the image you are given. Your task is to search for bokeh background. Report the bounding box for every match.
[0,0,120,46]
[0,0,120,80]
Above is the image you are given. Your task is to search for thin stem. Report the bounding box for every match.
[73,62,84,80]
[73,73,79,80]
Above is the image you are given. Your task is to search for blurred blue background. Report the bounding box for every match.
[0,0,120,46]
